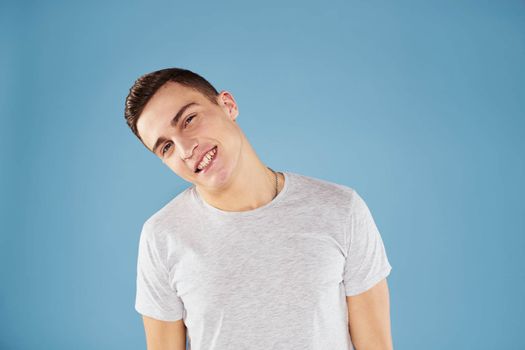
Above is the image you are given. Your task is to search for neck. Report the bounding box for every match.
[195,161,284,213]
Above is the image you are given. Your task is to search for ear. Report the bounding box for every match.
[218,90,239,121]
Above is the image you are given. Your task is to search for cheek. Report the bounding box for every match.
[216,118,240,138]
[164,159,185,172]
[197,121,216,135]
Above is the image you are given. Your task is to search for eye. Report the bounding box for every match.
[161,114,196,157]
[161,142,172,156]
[184,114,196,128]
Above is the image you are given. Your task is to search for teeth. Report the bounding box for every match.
[197,147,216,171]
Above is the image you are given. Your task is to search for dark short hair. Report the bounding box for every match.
[124,67,219,150]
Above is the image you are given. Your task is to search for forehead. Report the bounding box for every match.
[136,81,206,149]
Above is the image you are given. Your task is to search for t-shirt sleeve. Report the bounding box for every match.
[134,222,185,321]
[343,189,393,296]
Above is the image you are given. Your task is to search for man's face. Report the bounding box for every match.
[136,81,242,190]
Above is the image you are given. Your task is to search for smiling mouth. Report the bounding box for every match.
[195,146,218,173]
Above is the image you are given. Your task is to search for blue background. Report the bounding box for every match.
[1,0,524,349]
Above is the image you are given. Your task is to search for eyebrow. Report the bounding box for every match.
[151,102,199,155]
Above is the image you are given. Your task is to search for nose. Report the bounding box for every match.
[177,138,197,161]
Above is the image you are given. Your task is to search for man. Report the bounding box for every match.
[125,67,394,350]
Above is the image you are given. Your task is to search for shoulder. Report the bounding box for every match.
[141,186,194,241]
[287,171,357,205]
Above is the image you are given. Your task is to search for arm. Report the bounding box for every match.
[346,278,393,350]
[142,315,187,350]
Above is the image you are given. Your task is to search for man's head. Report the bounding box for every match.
[124,68,220,146]
[124,67,253,191]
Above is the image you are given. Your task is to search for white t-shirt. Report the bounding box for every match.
[135,171,392,349]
